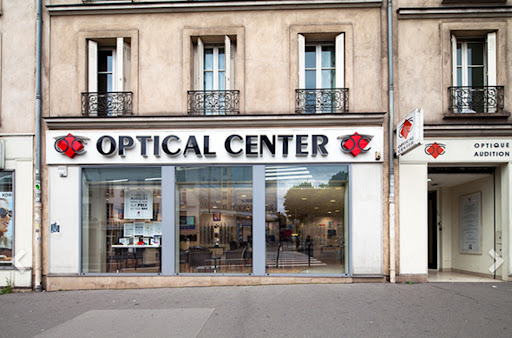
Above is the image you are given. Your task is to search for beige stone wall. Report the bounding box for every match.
[0,0,36,133]
[47,7,385,116]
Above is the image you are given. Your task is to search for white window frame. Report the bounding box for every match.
[298,33,344,89]
[88,37,131,93]
[196,35,235,91]
[451,32,497,113]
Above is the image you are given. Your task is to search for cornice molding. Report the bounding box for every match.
[424,124,512,137]
[43,113,386,130]
[397,6,512,20]
[47,0,382,16]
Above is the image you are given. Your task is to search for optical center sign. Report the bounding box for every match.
[47,128,384,165]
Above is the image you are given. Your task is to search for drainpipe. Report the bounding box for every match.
[34,0,43,292]
[387,0,396,283]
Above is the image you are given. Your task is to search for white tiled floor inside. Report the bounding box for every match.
[428,270,503,283]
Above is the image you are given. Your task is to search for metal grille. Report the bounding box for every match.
[295,88,349,114]
[187,90,240,115]
[449,86,504,114]
[81,92,133,116]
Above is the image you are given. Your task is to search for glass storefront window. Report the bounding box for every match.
[0,172,14,265]
[265,165,349,274]
[176,166,252,273]
[82,168,162,273]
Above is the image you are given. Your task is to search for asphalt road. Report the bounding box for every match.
[1,282,511,337]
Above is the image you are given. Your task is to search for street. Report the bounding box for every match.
[1,282,511,337]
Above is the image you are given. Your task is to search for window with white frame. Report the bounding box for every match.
[85,38,132,116]
[297,33,345,114]
[451,32,498,113]
[189,36,237,115]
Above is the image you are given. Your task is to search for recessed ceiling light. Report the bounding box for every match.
[302,197,307,200]
[330,200,336,203]
[314,207,319,209]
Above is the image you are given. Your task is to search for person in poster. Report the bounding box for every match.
[0,196,13,262]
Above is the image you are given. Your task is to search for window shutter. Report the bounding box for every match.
[88,40,98,92]
[123,40,131,91]
[451,34,458,86]
[487,32,497,87]
[225,35,231,90]
[298,34,305,88]
[116,38,124,91]
[335,33,345,88]
[230,43,236,90]
[198,37,204,90]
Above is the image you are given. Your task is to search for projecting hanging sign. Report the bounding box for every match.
[46,127,384,165]
[396,108,424,156]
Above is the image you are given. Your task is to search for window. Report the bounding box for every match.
[81,168,162,274]
[176,166,252,274]
[83,38,132,116]
[297,33,347,114]
[0,172,13,266]
[188,36,239,115]
[450,32,502,113]
[265,165,349,274]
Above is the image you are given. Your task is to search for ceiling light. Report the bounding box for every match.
[302,197,307,200]
[330,200,336,203]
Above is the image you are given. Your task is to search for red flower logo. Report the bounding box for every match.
[399,119,413,139]
[54,134,87,159]
[424,142,446,159]
[339,132,372,157]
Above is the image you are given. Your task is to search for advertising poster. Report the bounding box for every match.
[124,189,153,219]
[0,192,13,263]
[460,192,482,254]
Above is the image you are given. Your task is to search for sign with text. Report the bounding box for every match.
[124,190,153,220]
[460,192,482,255]
[397,108,423,156]
[46,128,384,165]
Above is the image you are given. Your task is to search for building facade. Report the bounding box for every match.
[396,0,512,282]
[42,0,389,290]
[0,0,36,289]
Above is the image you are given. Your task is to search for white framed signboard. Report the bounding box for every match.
[396,108,424,156]
[124,189,153,219]
[460,192,482,254]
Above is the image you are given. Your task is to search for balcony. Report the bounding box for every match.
[188,90,240,115]
[81,92,133,117]
[449,86,504,114]
[295,88,349,114]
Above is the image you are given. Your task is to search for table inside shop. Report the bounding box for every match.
[111,245,161,271]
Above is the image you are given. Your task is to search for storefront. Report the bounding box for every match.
[46,126,384,289]
[399,136,512,282]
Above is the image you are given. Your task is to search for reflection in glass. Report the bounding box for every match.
[265,165,348,274]
[81,168,162,273]
[176,167,252,273]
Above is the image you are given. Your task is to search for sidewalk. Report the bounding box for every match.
[1,282,511,337]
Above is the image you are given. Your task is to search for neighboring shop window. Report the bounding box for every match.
[81,168,162,273]
[0,172,14,265]
[176,166,252,274]
[265,165,349,274]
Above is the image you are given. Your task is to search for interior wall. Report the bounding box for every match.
[447,175,495,276]
[501,163,511,280]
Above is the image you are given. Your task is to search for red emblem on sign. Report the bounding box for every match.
[424,142,446,159]
[54,133,87,159]
[399,119,413,139]
[339,132,372,157]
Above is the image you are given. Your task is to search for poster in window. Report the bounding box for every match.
[123,223,134,237]
[0,192,13,263]
[124,189,153,219]
[143,224,153,237]
[460,192,482,254]
[133,222,145,236]
[153,222,162,236]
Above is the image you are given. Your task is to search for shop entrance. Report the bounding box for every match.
[427,167,498,281]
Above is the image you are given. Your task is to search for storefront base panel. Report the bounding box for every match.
[45,275,386,291]
[395,274,428,283]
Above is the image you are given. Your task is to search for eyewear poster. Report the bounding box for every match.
[460,192,482,254]
[124,189,153,219]
[0,192,13,263]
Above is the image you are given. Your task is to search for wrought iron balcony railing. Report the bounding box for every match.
[449,86,504,114]
[188,90,240,115]
[295,88,349,114]
[81,91,133,117]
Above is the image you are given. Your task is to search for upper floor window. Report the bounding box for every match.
[450,32,503,113]
[296,33,347,114]
[188,36,239,115]
[82,38,133,116]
